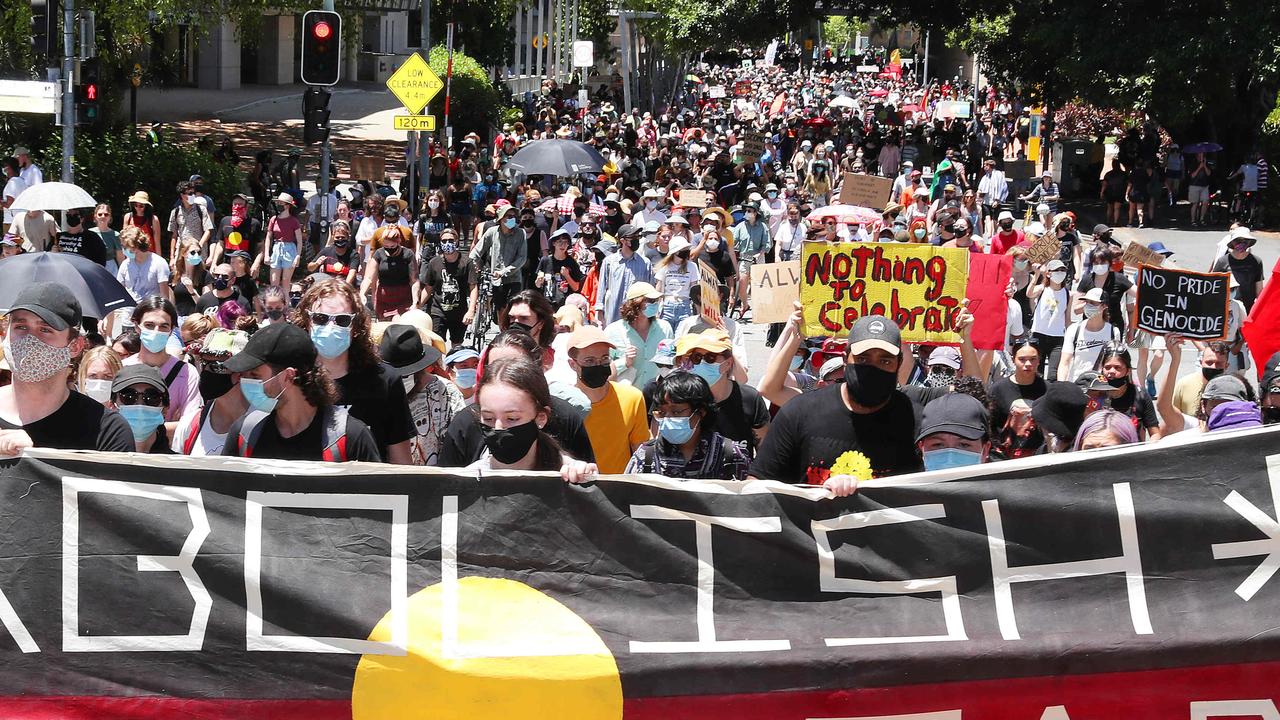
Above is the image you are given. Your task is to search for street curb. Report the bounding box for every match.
[212,88,373,118]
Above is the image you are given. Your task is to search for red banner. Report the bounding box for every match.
[964,252,1013,350]
[1242,257,1280,378]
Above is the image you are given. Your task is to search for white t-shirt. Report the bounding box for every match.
[1062,321,1116,381]
[3,175,28,225]
[174,405,227,456]
[657,261,698,300]
[116,253,172,300]
[1030,286,1069,336]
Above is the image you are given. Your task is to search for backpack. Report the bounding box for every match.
[233,406,350,462]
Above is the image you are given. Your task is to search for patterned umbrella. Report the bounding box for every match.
[537,196,607,217]
[807,204,885,234]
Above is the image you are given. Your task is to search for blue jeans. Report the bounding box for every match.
[661,298,692,327]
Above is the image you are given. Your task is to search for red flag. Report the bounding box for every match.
[964,253,1013,350]
[1241,257,1280,379]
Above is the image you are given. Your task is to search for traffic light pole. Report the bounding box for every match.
[320,0,336,246]
[61,0,75,182]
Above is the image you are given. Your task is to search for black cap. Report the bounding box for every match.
[224,322,317,373]
[379,324,441,376]
[1032,381,1088,440]
[111,364,168,394]
[846,315,902,356]
[1092,223,1112,237]
[917,392,989,442]
[615,223,642,238]
[228,249,253,261]
[8,282,81,331]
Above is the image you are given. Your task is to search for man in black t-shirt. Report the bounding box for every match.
[197,262,252,314]
[222,322,381,462]
[55,209,107,265]
[420,229,478,345]
[535,228,584,308]
[308,220,361,285]
[751,315,922,493]
[0,283,133,454]
[212,194,262,265]
[1211,233,1267,311]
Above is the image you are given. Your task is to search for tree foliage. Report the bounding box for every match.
[426,46,502,139]
[822,16,866,53]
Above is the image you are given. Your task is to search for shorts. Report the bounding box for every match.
[270,240,299,269]
[1188,185,1210,204]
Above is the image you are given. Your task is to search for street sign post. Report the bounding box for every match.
[572,40,594,68]
[386,52,443,115]
[0,80,61,115]
[393,115,437,132]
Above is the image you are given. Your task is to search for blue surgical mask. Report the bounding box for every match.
[922,447,984,471]
[310,324,352,358]
[186,253,203,267]
[453,368,477,389]
[240,374,283,413]
[643,302,660,318]
[691,359,723,386]
[789,356,804,372]
[504,217,518,229]
[117,404,165,441]
[658,415,697,444]
[139,328,169,354]
[124,248,137,261]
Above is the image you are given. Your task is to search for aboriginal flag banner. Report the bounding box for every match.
[2,427,1280,719]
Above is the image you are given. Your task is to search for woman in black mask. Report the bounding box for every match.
[1096,344,1161,441]
[465,355,597,483]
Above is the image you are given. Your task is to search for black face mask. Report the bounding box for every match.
[335,238,349,248]
[212,277,230,291]
[67,213,82,227]
[265,309,284,321]
[1263,406,1280,425]
[1107,376,1128,388]
[482,420,540,464]
[1202,367,1224,381]
[289,292,302,308]
[579,363,611,389]
[844,362,897,407]
[508,321,534,335]
[198,370,234,404]
[1000,222,1014,231]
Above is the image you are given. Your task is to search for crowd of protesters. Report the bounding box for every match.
[0,49,1275,495]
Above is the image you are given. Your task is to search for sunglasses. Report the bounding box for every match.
[211,273,231,280]
[683,350,728,364]
[116,388,166,407]
[309,311,355,327]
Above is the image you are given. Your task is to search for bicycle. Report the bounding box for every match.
[467,272,494,351]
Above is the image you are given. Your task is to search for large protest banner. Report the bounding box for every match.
[3,428,1280,718]
[965,253,1013,350]
[1135,265,1230,340]
[800,240,969,341]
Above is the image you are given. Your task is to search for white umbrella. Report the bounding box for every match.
[10,181,97,213]
[828,95,858,109]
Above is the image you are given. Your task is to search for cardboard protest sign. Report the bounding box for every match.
[698,260,723,327]
[733,81,752,97]
[740,133,767,162]
[749,261,801,324]
[1005,160,1036,180]
[1135,265,1230,340]
[679,189,710,209]
[708,85,726,99]
[1024,231,1060,266]
[800,241,970,342]
[965,253,1013,350]
[350,156,386,182]
[838,173,895,209]
[1121,240,1165,270]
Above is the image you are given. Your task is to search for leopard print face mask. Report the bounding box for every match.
[4,333,72,384]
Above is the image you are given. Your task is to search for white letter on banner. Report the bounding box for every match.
[814,504,967,646]
[983,482,1152,640]
[1211,454,1280,601]
[808,711,962,720]
[1040,707,1072,720]
[62,477,211,652]
[244,491,407,655]
[628,505,790,653]
[1189,700,1280,720]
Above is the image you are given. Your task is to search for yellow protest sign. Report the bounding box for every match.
[800,241,970,343]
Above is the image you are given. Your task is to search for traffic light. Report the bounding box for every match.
[300,10,342,86]
[30,0,61,62]
[302,87,331,145]
[75,58,101,125]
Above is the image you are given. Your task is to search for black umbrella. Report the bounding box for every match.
[507,140,607,177]
[0,252,135,319]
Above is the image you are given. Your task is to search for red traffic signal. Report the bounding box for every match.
[85,83,97,101]
[300,10,341,86]
[313,21,331,40]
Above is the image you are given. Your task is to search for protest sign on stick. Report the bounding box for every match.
[698,260,723,327]
[740,133,767,162]
[838,173,895,208]
[800,241,969,342]
[1024,231,1060,266]
[1121,240,1166,270]
[1135,265,1230,340]
[679,189,710,209]
[749,261,802,324]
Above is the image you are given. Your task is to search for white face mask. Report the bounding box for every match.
[706,239,721,252]
[1092,264,1108,275]
[1049,271,1067,285]
[1083,304,1103,319]
[83,378,113,403]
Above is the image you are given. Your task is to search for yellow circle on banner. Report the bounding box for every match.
[226,231,244,249]
[351,577,622,720]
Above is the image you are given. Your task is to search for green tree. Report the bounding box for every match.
[425,46,502,139]
[822,16,867,54]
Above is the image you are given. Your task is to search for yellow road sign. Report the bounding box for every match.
[393,114,437,131]
[385,52,443,115]
[533,33,548,49]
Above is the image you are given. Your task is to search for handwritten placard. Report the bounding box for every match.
[838,173,895,209]
[679,189,710,209]
[749,261,802,324]
[698,260,723,327]
[1135,266,1230,340]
